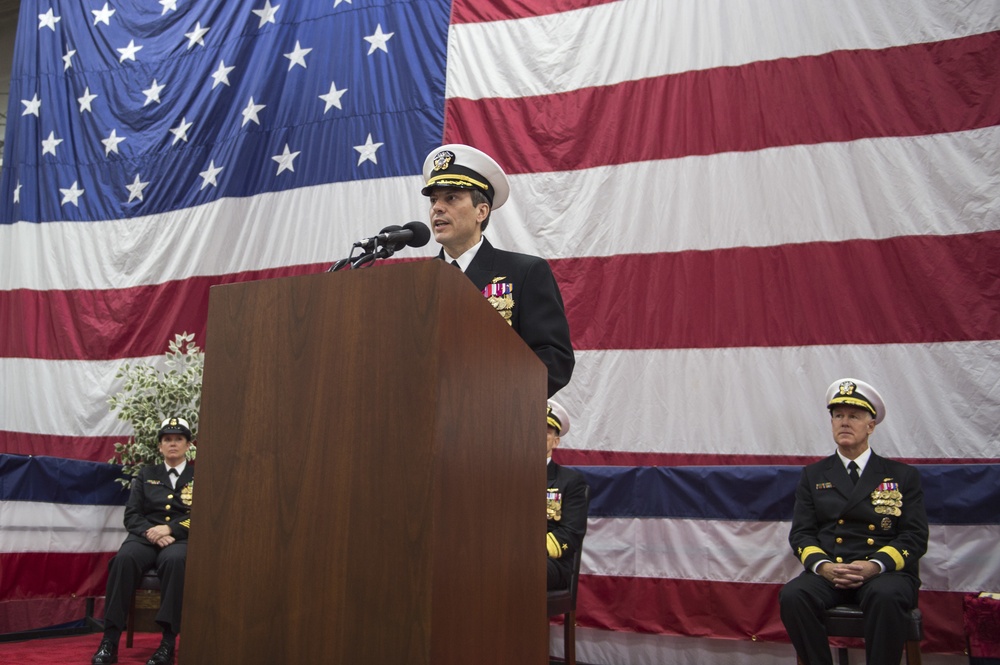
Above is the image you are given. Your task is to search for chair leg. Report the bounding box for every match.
[905,639,922,665]
[126,590,136,648]
[564,610,576,665]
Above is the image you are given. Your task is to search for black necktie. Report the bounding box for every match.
[451,260,461,270]
[168,468,179,487]
[847,461,860,486]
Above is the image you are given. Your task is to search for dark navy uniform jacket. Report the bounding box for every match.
[789,451,928,580]
[123,463,194,544]
[441,236,575,397]
[547,461,589,580]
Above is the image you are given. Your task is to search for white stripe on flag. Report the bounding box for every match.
[0,356,153,436]
[7,341,1000,460]
[582,517,1000,593]
[562,342,1000,460]
[447,0,1000,100]
[0,502,125,554]
[0,175,427,291]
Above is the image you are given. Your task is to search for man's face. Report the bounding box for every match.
[159,433,190,465]
[427,187,489,258]
[830,405,875,453]
[546,426,560,459]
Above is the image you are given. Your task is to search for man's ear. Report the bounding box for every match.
[476,203,491,223]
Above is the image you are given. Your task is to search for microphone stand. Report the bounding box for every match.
[327,222,419,272]
[327,242,398,272]
[327,256,353,272]
[350,252,377,270]
[351,243,399,269]
[327,239,374,272]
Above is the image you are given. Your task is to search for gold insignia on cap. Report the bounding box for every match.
[170,418,178,426]
[432,150,455,172]
[829,381,877,417]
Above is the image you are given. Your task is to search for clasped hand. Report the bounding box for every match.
[144,525,175,548]
[817,560,879,589]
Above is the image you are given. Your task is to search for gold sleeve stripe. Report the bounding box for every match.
[878,546,904,570]
[546,532,562,559]
[799,546,826,564]
[179,519,191,529]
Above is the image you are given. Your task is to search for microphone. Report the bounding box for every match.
[374,225,404,251]
[334,222,432,272]
[354,225,400,250]
[353,222,429,252]
[374,221,431,250]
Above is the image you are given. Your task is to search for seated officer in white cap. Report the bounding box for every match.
[779,380,928,665]
[545,400,589,590]
[92,417,195,665]
[421,144,574,397]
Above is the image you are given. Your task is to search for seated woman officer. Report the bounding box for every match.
[92,417,194,665]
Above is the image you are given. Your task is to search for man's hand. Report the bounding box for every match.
[816,560,880,588]
[144,525,173,547]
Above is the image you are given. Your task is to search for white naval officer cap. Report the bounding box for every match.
[546,400,570,437]
[826,378,886,425]
[158,416,193,440]
[421,144,510,210]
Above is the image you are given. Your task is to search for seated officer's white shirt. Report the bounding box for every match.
[165,460,187,489]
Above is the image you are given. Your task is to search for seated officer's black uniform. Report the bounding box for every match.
[545,400,589,590]
[779,379,928,665]
[92,417,194,665]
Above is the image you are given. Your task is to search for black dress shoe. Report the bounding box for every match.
[91,638,118,664]
[146,642,175,665]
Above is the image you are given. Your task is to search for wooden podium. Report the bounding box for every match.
[181,260,548,664]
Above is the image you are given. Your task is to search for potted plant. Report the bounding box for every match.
[107,332,203,484]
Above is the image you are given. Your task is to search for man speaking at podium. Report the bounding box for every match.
[421,144,575,397]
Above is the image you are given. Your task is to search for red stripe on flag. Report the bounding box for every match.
[3,231,999,360]
[0,552,114,600]
[0,263,326,361]
[450,0,619,24]
[445,32,1000,174]
[557,231,1000,351]
[6,435,993,467]
[0,430,121,463]
[0,598,106,635]
[577,575,966,654]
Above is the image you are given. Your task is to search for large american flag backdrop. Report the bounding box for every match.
[1,0,998,662]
